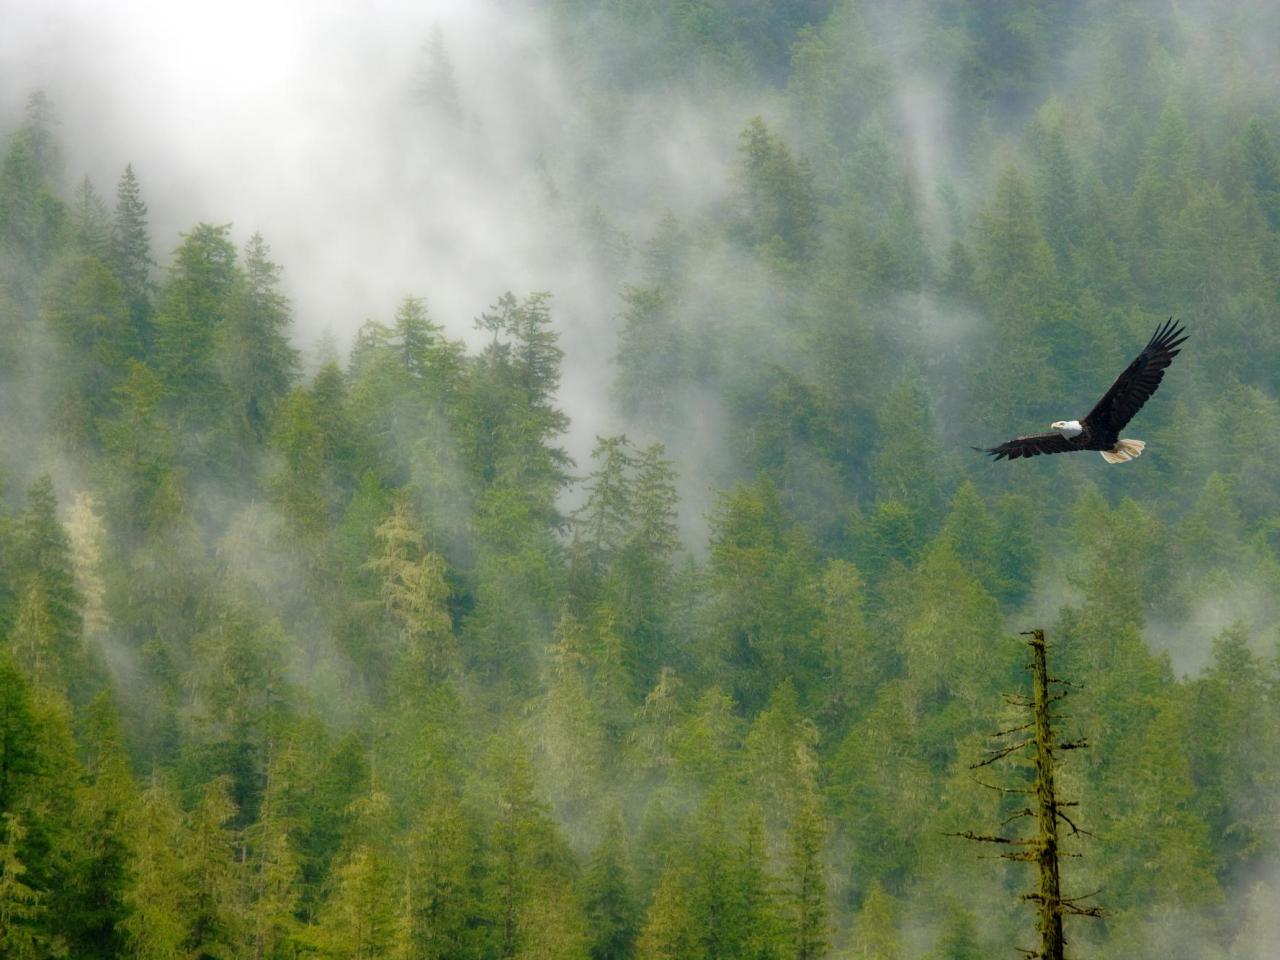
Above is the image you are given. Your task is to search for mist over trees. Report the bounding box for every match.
[2,1,1280,958]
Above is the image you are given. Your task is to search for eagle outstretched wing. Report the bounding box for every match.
[978,432,1079,461]
[1082,318,1188,435]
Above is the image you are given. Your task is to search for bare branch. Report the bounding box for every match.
[971,738,1035,769]
[1001,808,1034,827]
[1061,889,1103,905]
[970,775,1031,795]
[991,720,1035,738]
[1055,810,1096,838]
[944,830,1036,845]
[1063,904,1105,918]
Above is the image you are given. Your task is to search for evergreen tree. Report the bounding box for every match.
[1185,625,1278,879]
[183,777,244,959]
[308,839,395,960]
[583,813,640,960]
[109,163,154,347]
[151,222,238,459]
[42,248,133,443]
[70,177,111,259]
[489,736,548,959]
[67,694,135,960]
[938,481,1001,598]
[816,559,875,724]
[221,232,299,443]
[270,379,342,539]
[395,796,487,960]
[784,788,828,960]
[612,443,681,690]
[869,377,943,541]
[1241,117,1280,229]
[931,906,981,960]
[0,652,41,815]
[12,476,82,687]
[392,296,455,386]
[1031,115,1082,270]
[97,358,181,537]
[612,286,687,425]
[635,862,695,960]
[573,435,635,580]
[10,583,63,693]
[708,478,821,711]
[0,814,46,960]
[367,495,456,687]
[848,884,902,960]
[736,117,819,265]
[414,23,462,120]
[0,107,66,328]
[122,781,189,960]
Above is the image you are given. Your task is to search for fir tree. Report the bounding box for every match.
[414,23,462,120]
[736,116,819,265]
[151,222,238,454]
[222,232,299,443]
[122,781,189,960]
[110,163,154,347]
[635,862,694,960]
[583,813,640,960]
[70,177,111,259]
[13,477,82,681]
[0,814,47,960]
[784,786,828,960]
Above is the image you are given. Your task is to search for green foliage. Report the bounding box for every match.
[583,814,640,960]
[736,117,819,267]
[109,165,153,314]
[0,814,49,960]
[220,233,298,445]
[152,223,238,446]
[708,478,821,711]
[4,5,1280,958]
[122,781,188,960]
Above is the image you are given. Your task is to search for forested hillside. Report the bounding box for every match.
[1,1,1279,958]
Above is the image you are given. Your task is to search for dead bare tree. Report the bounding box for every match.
[948,629,1102,960]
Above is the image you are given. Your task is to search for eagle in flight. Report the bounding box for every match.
[979,319,1187,464]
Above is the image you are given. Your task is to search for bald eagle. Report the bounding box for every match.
[979,319,1187,463]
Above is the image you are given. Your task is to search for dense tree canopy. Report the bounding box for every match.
[2,2,1280,958]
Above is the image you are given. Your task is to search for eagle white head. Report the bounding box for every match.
[1050,420,1083,437]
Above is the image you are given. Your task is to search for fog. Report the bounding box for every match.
[4,3,1280,958]
[0,0,763,468]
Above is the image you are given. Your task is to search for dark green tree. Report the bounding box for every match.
[736,117,819,266]
[109,163,154,349]
[221,233,299,443]
[584,813,640,960]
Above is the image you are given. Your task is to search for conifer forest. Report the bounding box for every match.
[2,1,1280,957]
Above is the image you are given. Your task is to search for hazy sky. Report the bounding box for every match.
[1,0,757,464]
[2,0,587,334]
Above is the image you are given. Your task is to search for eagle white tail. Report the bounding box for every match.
[1100,438,1146,464]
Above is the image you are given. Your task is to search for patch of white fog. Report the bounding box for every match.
[1147,583,1279,678]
